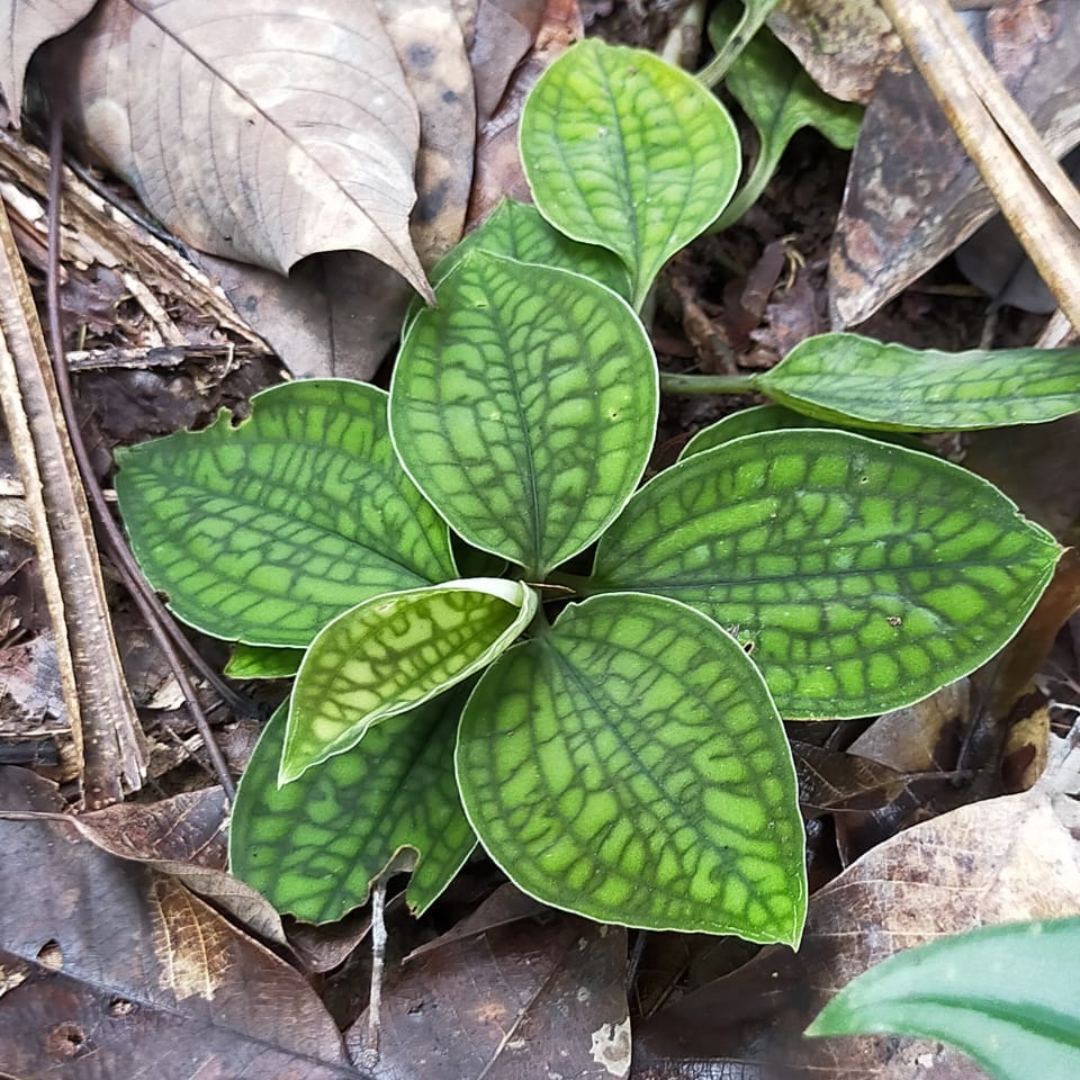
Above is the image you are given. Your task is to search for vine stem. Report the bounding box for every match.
[659,371,760,395]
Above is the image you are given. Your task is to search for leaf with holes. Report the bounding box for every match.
[457,593,806,944]
[390,250,657,579]
[807,917,1080,1080]
[758,333,1080,432]
[231,696,474,924]
[591,430,1059,718]
[115,380,455,646]
[283,578,537,782]
[521,39,740,309]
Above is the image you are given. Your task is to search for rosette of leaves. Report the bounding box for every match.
[115,40,1059,946]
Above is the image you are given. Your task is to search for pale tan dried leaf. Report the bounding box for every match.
[59,0,431,299]
[0,0,97,125]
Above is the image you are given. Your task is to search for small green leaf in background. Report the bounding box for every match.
[680,403,827,458]
[758,333,1080,432]
[680,404,923,460]
[456,593,806,944]
[230,695,475,924]
[224,643,304,679]
[591,429,1060,718]
[391,250,658,578]
[282,578,537,782]
[807,917,1080,1080]
[710,5,863,230]
[436,199,632,299]
[115,380,455,647]
[521,38,740,309]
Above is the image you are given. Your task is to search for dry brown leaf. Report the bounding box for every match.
[830,1,1080,327]
[635,726,1080,1079]
[51,0,432,299]
[346,887,630,1079]
[0,767,359,1078]
[769,0,904,104]
[0,0,97,125]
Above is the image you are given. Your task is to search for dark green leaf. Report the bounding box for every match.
[521,39,740,309]
[759,333,1080,431]
[391,250,658,578]
[230,697,475,923]
[283,579,536,782]
[807,917,1080,1080]
[680,404,827,458]
[712,7,862,229]
[115,380,455,646]
[591,430,1060,718]
[457,593,806,944]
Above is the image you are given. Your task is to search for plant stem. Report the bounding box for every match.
[659,371,760,395]
[696,0,781,89]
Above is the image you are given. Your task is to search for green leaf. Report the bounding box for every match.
[591,429,1060,718]
[758,333,1080,432]
[680,404,924,461]
[521,38,741,309]
[230,695,475,923]
[115,380,455,647]
[224,643,304,679]
[456,593,806,944]
[711,8,863,229]
[680,404,827,459]
[282,578,537,782]
[807,917,1080,1080]
[391,250,658,578]
[438,199,631,299]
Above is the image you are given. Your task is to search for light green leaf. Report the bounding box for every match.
[680,404,923,461]
[230,695,475,924]
[807,917,1080,1080]
[698,0,781,86]
[758,333,1080,432]
[591,430,1060,718]
[282,578,537,782]
[711,7,863,229]
[456,593,806,944]
[680,404,826,459]
[521,38,740,309]
[224,643,304,679]
[115,380,455,647]
[390,250,658,578]
[438,199,631,298]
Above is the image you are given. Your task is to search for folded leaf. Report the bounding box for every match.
[391,250,657,578]
[115,380,455,646]
[592,430,1060,718]
[521,39,740,309]
[231,697,474,923]
[807,917,1080,1080]
[282,578,537,781]
[457,593,806,944]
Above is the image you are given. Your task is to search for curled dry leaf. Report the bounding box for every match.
[0,0,97,124]
[635,728,1080,1079]
[830,1,1080,327]
[0,768,357,1078]
[52,0,432,299]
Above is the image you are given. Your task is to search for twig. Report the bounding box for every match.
[0,188,145,808]
[358,876,389,1070]
[878,0,1080,331]
[44,111,239,798]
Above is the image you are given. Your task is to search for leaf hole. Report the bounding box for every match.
[36,940,63,971]
[45,1023,87,1059]
[108,997,137,1018]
